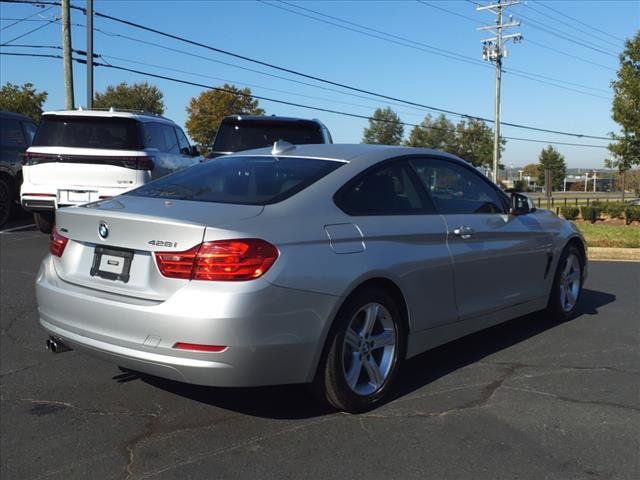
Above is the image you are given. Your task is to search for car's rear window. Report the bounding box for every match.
[32,115,142,150]
[213,121,324,152]
[127,156,343,205]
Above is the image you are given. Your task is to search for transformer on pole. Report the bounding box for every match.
[476,0,522,184]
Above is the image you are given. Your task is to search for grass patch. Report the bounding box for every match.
[574,222,640,248]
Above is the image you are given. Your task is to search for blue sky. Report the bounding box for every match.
[1,0,638,168]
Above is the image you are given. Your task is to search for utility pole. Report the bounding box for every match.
[62,0,74,109]
[477,0,522,184]
[86,0,93,109]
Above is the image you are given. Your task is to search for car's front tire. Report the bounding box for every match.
[315,286,406,413]
[34,211,54,234]
[547,244,584,321]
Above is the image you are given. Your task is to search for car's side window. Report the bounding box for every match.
[337,161,433,215]
[22,122,37,145]
[410,158,505,214]
[143,123,166,151]
[1,119,26,148]
[175,127,191,155]
[161,125,180,154]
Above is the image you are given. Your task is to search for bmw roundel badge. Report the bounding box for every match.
[98,222,109,239]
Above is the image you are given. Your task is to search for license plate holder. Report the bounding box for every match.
[67,190,91,203]
[90,246,134,283]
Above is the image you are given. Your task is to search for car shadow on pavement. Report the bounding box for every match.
[135,288,615,419]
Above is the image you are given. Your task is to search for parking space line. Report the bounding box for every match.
[0,223,36,233]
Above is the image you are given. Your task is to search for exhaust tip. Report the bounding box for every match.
[46,336,72,354]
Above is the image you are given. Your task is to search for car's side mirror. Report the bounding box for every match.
[189,145,200,157]
[510,192,535,215]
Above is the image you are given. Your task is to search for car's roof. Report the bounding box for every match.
[0,111,37,123]
[221,115,323,125]
[231,143,463,164]
[41,109,175,124]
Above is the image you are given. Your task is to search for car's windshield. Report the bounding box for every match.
[33,115,142,150]
[127,155,343,205]
[213,121,324,152]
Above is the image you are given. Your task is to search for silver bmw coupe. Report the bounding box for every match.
[36,143,587,412]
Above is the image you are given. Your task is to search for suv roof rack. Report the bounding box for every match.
[46,107,172,121]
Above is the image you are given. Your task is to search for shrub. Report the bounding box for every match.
[560,206,579,220]
[624,205,640,225]
[602,202,625,219]
[580,205,601,223]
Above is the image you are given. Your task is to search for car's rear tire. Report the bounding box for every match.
[314,286,406,413]
[0,177,12,228]
[546,244,584,321]
[34,211,54,234]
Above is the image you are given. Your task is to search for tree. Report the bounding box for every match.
[185,84,264,150]
[607,32,640,198]
[0,82,48,121]
[451,118,504,168]
[362,107,404,145]
[405,113,456,151]
[94,82,165,114]
[537,145,567,191]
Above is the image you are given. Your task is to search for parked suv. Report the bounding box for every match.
[0,111,37,227]
[206,115,332,159]
[21,109,201,233]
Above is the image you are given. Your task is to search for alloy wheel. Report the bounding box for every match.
[559,253,581,313]
[342,302,397,396]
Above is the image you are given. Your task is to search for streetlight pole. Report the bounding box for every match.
[86,0,93,109]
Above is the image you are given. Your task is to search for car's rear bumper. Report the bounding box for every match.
[20,185,132,211]
[36,256,338,387]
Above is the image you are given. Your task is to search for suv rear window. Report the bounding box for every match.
[128,156,342,205]
[33,116,142,150]
[213,121,324,152]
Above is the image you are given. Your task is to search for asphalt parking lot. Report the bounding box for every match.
[1,221,639,480]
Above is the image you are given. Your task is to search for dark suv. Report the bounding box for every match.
[0,111,37,227]
[206,115,332,159]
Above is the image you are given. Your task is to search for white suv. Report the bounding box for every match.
[21,109,201,232]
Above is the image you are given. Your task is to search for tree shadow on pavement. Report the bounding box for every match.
[135,288,615,420]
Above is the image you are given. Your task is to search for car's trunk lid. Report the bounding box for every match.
[53,196,263,300]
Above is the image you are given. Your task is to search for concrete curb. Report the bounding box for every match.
[588,247,640,262]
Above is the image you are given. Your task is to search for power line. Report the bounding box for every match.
[468,0,619,57]
[0,50,610,150]
[263,0,609,99]
[0,0,612,140]
[0,4,53,31]
[524,2,621,50]
[0,15,57,45]
[535,0,626,43]
[416,0,616,71]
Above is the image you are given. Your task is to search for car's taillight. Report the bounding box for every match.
[155,239,278,281]
[50,227,68,257]
[137,156,155,171]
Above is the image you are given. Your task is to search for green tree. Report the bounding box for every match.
[0,82,48,121]
[451,118,504,167]
[185,84,264,151]
[607,32,640,197]
[93,82,165,114]
[405,113,456,150]
[362,107,404,145]
[537,145,567,191]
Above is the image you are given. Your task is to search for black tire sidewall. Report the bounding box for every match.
[321,287,406,412]
[0,178,11,227]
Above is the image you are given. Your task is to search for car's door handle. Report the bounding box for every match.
[453,226,474,239]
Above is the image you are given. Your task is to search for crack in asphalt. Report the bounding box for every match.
[133,416,337,479]
[502,386,640,413]
[21,398,162,419]
[481,360,640,376]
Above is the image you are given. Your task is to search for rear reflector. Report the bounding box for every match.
[173,342,226,352]
[50,227,68,257]
[22,193,56,197]
[155,239,278,281]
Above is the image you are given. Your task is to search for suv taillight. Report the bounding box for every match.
[136,156,155,171]
[50,228,68,257]
[155,239,278,281]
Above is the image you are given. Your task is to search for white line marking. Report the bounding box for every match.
[0,223,36,233]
